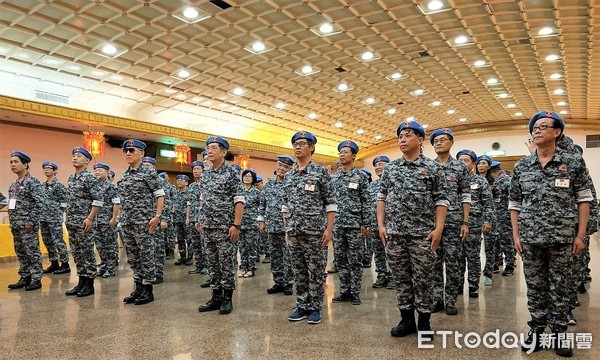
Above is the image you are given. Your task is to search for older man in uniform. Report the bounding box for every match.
[173,174,191,265]
[65,147,103,297]
[160,172,177,260]
[40,161,70,274]
[377,121,448,340]
[430,129,471,315]
[490,162,515,277]
[510,111,593,357]
[119,139,165,305]
[196,135,245,315]
[6,151,45,291]
[259,155,295,295]
[331,140,370,305]
[369,156,392,289]
[284,131,337,325]
[187,160,208,275]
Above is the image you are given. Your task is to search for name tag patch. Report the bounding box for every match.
[470,183,479,190]
[348,182,358,189]
[555,178,570,188]
[305,184,315,192]
[8,198,17,210]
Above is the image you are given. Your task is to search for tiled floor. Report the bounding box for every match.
[0,236,599,360]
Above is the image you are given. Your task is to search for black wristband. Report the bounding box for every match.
[460,221,469,226]
[232,224,241,229]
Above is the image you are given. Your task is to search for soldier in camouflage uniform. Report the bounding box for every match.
[369,156,392,289]
[65,147,103,297]
[173,174,191,265]
[284,131,337,325]
[476,155,500,284]
[92,163,121,278]
[255,175,270,263]
[118,139,165,305]
[239,168,261,277]
[39,161,70,274]
[510,111,592,357]
[456,149,495,298]
[331,140,370,305]
[490,162,515,276]
[142,157,171,284]
[0,192,7,207]
[197,136,245,315]
[377,121,448,340]
[6,151,45,291]
[187,160,208,275]
[430,129,471,316]
[360,168,374,268]
[259,155,295,295]
[160,172,177,260]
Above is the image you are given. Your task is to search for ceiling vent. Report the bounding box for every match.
[334,66,347,73]
[34,90,69,105]
[209,0,232,10]
[406,50,432,61]
[507,38,530,46]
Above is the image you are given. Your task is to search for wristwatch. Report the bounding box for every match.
[460,221,469,226]
[232,224,241,230]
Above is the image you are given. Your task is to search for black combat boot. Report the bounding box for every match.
[198,288,223,312]
[8,277,30,289]
[200,280,211,288]
[135,284,154,305]
[219,289,234,314]
[174,257,186,265]
[267,284,285,294]
[25,279,42,291]
[65,276,84,296]
[417,312,433,341]
[391,309,417,337]
[332,292,352,302]
[554,332,573,357]
[43,260,60,274]
[53,262,71,274]
[76,277,95,297]
[123,281,143,304]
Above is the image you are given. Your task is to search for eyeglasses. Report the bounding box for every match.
[433,137,451,145]
[122,148,136,154]
[205,145,220,151]
[292,141,309,148]
[532,124,556,132]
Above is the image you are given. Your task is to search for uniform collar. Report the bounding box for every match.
[397,154,424,166]
[296,160,315,174]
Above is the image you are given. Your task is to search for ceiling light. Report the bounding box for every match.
[417,0,450,14]
[515,112,523,116]
[42,57,63,66]
[553,88,564,95]
[549,73,562,80]
[102,44,117,55]
[274,102,285,110]
[334,121,343,128]
[498,92,509,98]
[386,108,397,115]
[295,64,319,76]
[244,40,271,55]
[559,110,568,115]
[428,0,444,11]
[173,6,210,24]
[545,54,559,62]
[374,135,382,140]
[458,118,467,122]
[362,97,376,105]
[506,103,516,108]
[320,23,333,34]
[386,72,402,81]
[333,83,351,92]
[557,101,567,106]
[447,109,456,114]
[487,78,498,85]
[192,97,202,102]
[410,89,426,96]
[306,112,318,120]
[66,65,80,71]
[171,68,197,81]
[473,60,487,67]
[183,7,199,19]
[454,36,468,45]
[231,87,245,96]
[361,51,374,61]
[178,69,190,78]
[430,101,442,107]
[175,94,186,100]
[406,116,415,121]
[311,22,341,37]
[92,70,106,76]
[98,43,126,58]
[164,88,177,94]
[356,129,365,135]
[538,27,554,36]
[422,124,429,129]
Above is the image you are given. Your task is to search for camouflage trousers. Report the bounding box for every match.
[482,231,497,278]
[333,228,364,297]
[268,232,293,287]
[122,223,156,285]
[166,223,176,252]
[371,230,390,281]
[239,227,259,272]
[10,225,43,282]
[582,236,591,283]
[188,225,206,269]
[204,228,237,290]
[39,221,69,263]
[258,232,269,256]
[362,234,373,265]
[288,233,326,312]
[66,223,97,278]
[153,226,166,279]
[386,234,436,313]
[522,243,572,333]
[433,220,462,306]
[460,225,482,291]
[496,221,515,270]
[174,222,190,259]
[94,224,118,274]
[568,235,589,308]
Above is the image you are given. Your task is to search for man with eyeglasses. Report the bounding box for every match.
[331,140,370,305]
[430,128,471,315]
[377,121,448,340]
[284,131,337,325]
[259,155,296,296]
[369,155,392,290]
[173,174,191,266]
[159,172,177,261]
[118,139,165,305]
[510,111,592,357]
[197,135,245,315]
[187,160,208,276]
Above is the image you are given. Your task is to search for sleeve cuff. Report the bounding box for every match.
[508,200,522,211]
[377,192,387,201]
[233,195,245,204]
[257,215,265,221]
[60,202,67,208]
[577,189,594,203]
[325,204,338,212]
[435,200,450,208]
[154,189,166,198]
[92,200,104,207]
[187,201,191,206]
[461,194,472,203]
[281,205,288,213]
[111,198,121,204]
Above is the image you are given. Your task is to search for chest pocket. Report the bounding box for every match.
[414,174,432,192]
[520,173,538,195]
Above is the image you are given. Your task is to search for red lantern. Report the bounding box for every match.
[239,154,250,170]
[83,131,105,157]
[175,144,191,168]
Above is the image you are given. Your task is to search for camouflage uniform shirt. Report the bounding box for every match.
[331,167,370,228]
[95,180,120,225]
[117,164,165,225]
[492,172,511,223]
[467,173,495,226]
[40,178,67,223]
[173,188,188,223]
[187,181,201,223]
[66,169,103,227]
[7,174,45,227]
[436,157,471,216]
[367,179,380,229]
[198,162,245,229]
[258,177,286,233]
[241,186,260,230]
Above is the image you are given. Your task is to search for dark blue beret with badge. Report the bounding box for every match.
[142,157,156,165]
[476,155,492,165]
[176,174,190,182]
[277,155,296,166]
[372,155,390,166]
[528,110,564,135]
[72,146,92,160]
[42,161,58,170]
[93,163,110,171]
[11,151,31,164]
[456,149,477,162]
[397,120,426,138]
[190,160,204,169]
[337,140,359,154]
[206,135,230,150]
[122,139,146,150]
[291,131,317,144]
[429,128,454,145]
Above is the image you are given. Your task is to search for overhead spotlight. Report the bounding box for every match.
[374,135,383,140]
[559,110,568,115]
[487,78,499,85]
[295,64,320,76]
[473,60,489,67]
[356,129,365,135]
[102,44,117,55]
[458,118,467,122]
[449,34,473,47]
[429,101,442,107]
[515,112,523,116]
[428,0,444,11]
[553,88,564,95]
[360,51,379,62]
[229,87,245,97]
[545,54,560,62]
[274,102,285,110]
[417,0,450,15]
[333,83,351,93]
[98,43,127,58]
[537,27,554,36]
[549,73,562,80]
[386,108,397,115]
[171,68,197,81]
[447,109,456,114]
[311,22,342,37]
[244,40,272,55]
[334,121,343,128]
[410,89,426,96]
[164,88,177,94]
[557,101,567,106]
[305,112,318,120]
[320,23,333,34]
[506,103,516,108]
[386,72,403,81]
[406,116,415,121]
[362,97,376,105]
[173,6,210,24]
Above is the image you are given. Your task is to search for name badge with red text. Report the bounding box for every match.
[555,179,570,188]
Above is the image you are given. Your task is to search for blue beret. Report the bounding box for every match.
[158,172,167,178]
[491,161,502,168]
[277,155,296,166]
[190,160,204,169]
[397,120,426,138]
[528,110,564,134]
[109,170,115,178]
[337,140,359,154]
[206,135,230,150]
[574,145,583,155]
[456,149,477,162]
[242,168,257,184]
[93,163,110,171]
[335,162,342,168]
[202,149,208,158]
[42,161,58,171]
[291,131,317,144]
[11,151,31,164]
[429,128,454,145]
[142,157,156,165]
[476,155,492,165]
[72,147,92,160]
[122,139,146,150]
[257,175,263,182]
[361,168,371,177]
[372,155,391,166]
[176,174,190,182]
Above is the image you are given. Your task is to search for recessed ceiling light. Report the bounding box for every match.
[557,101,567,106]
[311,22,341,37]
[374,135,382,140]
[473,60,487,67]
[301,65,313,74]
[333,83,351,92]
[538,27,554,36]
[178,69,190,78]
[102,44,117,55]
[386,72,402,81]
[192,97,202,102]
[410,89,426,96]
[447,109,456,114]
[244,40,271,55]
[362,97,376,105]
[553,88,564,95]
[92,70,106,76]
[386,108,397,115]
[164,88,177,94]
[545,54,559,62]
[417,0,450,14]
[406,116,415,121]
[515,112,523,116]
[295,64,319,76]
[458,118,467,122]
[428,0,444,11]
[498,92,509,98]
[232,87,245,96]
[334,121,343,128]
[506,103,516,108]
[173,6,210,24]
[559,110,568,115]
[454,35,468,45]
[183,7,199,19]
[306,112,318,120]
[356,129,365,135]
[361,51,374,61]
[175,94,186,100]
[430,101,442,107]
[274,102,285,110]
[422,124,429,129]
[550,73,562,80]
[487,78,498,85]
[320,23,333,34]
